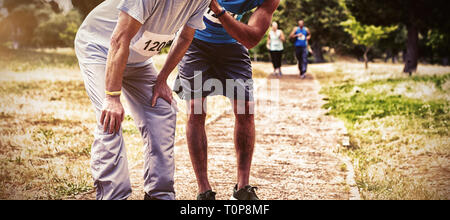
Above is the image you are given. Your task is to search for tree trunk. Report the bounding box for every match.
[384,50,390,63]
[403,24,419,75]
[312,42,325,63]
[443,57,449,66]
[328,47,334,62]
[364,47,370,69]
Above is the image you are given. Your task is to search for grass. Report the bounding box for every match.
[0,78,95,199]
[316,61,450,200]
[0,48,79,72]
[2,47,448,200]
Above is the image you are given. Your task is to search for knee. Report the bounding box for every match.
[234,102,255,125]
[235,113,254,125]
[233,101,254,116]
[187,99,207,124]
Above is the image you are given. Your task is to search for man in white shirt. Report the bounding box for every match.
[75,0,210,200]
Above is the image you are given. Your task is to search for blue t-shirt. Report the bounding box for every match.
[195,0,265,44]
[294,27,308,47]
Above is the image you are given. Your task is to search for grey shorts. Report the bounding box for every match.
[173,38,254,101]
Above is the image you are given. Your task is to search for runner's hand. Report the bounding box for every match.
[100,96,125,134]
[151,79,173,107]
[210,0,221,14]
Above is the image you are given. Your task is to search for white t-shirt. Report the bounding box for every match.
[269,30,284,51]
[75,0,210,66]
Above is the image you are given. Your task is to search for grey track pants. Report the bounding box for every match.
[79,63,177,200]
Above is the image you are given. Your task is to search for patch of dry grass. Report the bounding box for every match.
[0,49,271,199]
[0,48,79,72]
[0,78,95,199]
[316,61,450,200]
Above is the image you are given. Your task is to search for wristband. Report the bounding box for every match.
[105,90,122,96]
[216,8,226,18]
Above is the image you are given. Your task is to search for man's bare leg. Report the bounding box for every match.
[186,98,211,193]
[233,100,256,189]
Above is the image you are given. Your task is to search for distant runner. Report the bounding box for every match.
[75,0,210,200]
[289,19,311,79]
[174,0,280,200]
[267,21,285,76]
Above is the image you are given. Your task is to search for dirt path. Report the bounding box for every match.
[77,65,359,200]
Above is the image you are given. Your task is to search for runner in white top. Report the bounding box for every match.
[74,0,210,200]
[267,21,285,76]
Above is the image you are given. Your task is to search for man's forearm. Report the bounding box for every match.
[105,42,129,92]
[157,28,194,82]
[210,0,279,49]
[215,11,261,49]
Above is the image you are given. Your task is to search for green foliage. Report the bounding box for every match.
[377,25,407,56]
[0,1,82,48]
[426,29,450,58]
[345,0,450,67]
[286,0,348,62]
[71,0,104,18]
[345,0,450,32]
[33,9,82,48]
[341,16,397,51]
[250,0,350,63]
[0,4,41,48]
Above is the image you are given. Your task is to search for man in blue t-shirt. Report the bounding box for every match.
[174,0,280,200]
[289,19,311,78]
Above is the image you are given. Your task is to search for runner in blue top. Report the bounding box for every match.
[289,19,311,78]
[195,0,265,44]
[174,0,280,200]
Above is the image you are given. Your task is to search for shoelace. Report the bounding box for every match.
[246,186,258,194]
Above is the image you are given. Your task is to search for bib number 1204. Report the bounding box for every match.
[132,31,175,57]
[143,40,172,52]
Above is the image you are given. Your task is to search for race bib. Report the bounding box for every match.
[298,34,306,41]
[132,31,175,57]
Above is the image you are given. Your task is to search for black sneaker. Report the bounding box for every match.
[231,185,259,200]
[144,193,162,200]
[197,190,216,200]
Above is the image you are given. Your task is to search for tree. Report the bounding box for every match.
[276,0,349,63]
[341,16,397,69]
[1,4,41,48]
[0,0,82,48]
[345,0,450,75]
[71,0,104,18]
[426,29,450,65]
[378,26,407,63]
[33,9,82,48]
[2,0,36,11]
